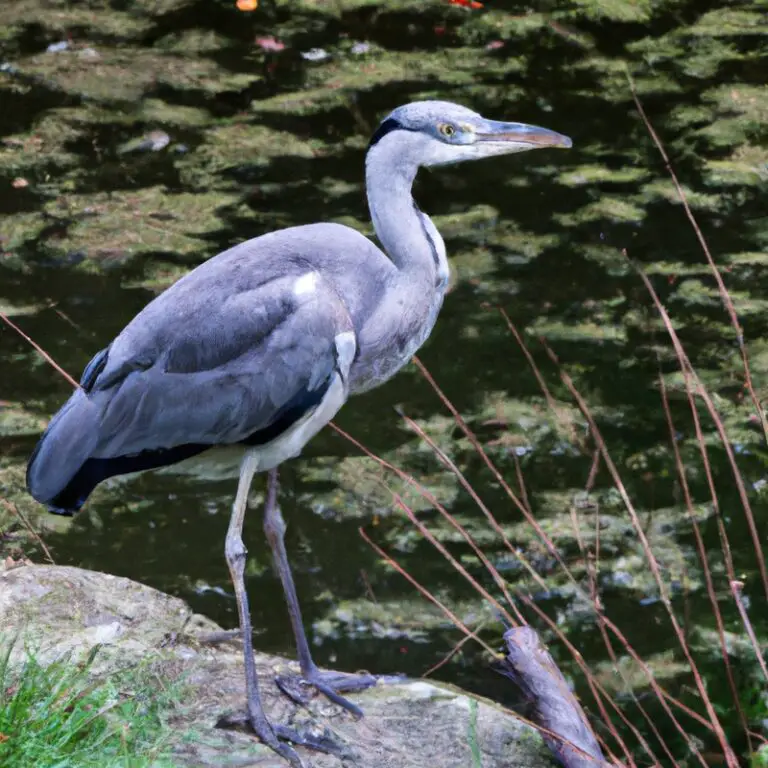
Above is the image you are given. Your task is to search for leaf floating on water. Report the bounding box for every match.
[301,48,330,62]
[45,40,69,53]
[117,130,170,155]
[255,36,285,52]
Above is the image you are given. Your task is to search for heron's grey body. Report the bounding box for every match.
[27,151,450,508]
[26,100,571,767]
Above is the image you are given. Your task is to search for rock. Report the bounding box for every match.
[0,564,553,768]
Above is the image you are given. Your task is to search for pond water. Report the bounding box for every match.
[1,0,767,763]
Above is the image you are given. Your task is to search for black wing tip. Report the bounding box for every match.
[46,504,78,517]
[45,443,211,515]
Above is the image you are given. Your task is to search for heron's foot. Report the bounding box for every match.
[275,669,377,718]
[216,711,354,763]
[216,709,309,767]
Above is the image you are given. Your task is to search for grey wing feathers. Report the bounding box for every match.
[88,271,355,459]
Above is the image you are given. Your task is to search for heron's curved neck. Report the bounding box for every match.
[365,141,446,283]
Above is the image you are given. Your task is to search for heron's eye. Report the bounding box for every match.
[438,124,456,138]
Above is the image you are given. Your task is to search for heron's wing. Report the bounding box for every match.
[84,272,355,458]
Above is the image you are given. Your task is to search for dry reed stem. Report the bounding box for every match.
[539,339,736,767]
[674,338,739,585]
[500,308,583,449]
[593,617,674,766]
[658,374,751,746]
[331,421,546,612]
[360,528,616,766]
[398,412,547,605]
[513,454,533,517]
[362,445,527,624]
[422,628,477,678]
[517,595,661,768]
[633,266,768,601]
[627,72,768,449]
[359,527,498,656]
[411,356,584,595]
[1,500,55,564]
[730,580,768,684]
[503,317,707,760]
[0,312,80,389]
[392,493,516,626]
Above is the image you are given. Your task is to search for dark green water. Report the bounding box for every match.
[1,0,767,764]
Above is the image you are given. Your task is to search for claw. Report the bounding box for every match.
[217,711,355,764]
[275,670,377,718]
[273,724,356,760]
[216,712,309,767]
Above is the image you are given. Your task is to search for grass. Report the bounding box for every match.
[467,698,483,767]
[0,638,182,768]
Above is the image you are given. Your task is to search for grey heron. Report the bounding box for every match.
[26,100,571,766]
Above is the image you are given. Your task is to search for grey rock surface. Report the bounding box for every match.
[0,564,553,767]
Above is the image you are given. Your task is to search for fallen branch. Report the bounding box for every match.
[500,626,614,768]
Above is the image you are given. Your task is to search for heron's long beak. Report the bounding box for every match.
[476,120,572,149]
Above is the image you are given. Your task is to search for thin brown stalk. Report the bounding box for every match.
[678,353,738,584]
[634,266,768,601]
[661,307,740,592]
[500,308,583,449]
[1,500,55,564]
[565,476,669,758]
[539,339,736,767]
[45,300,84,332]
[594,616,675,765]
[575,452,603,613]
[731,580,768,684]
[359,527,497,656]
[503,320,606,600]
[659,375,751,745]
[533,585,717,764]
[411,356,583,592]
[331,421,548,607]
[0,312,79,389]
[570,456,676,762]
[362,528,618,766]
[422,630,477,678]
[627,72,768,449]
[363,440,528,623]
[513,454,533,516]
[500,308,559,413]
[391,494,516,627]
[398,412,546,611]
[518,595,657,768]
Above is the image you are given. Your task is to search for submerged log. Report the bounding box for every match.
[500,626,614,768]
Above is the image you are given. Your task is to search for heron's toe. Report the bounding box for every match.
[275,669,377,719]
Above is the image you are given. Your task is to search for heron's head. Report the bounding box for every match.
[368,100,571,168]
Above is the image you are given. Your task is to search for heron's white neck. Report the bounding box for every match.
[365,139,448,286]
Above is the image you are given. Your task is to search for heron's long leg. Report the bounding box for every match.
[224,454,306,768]
[263,468,376,716]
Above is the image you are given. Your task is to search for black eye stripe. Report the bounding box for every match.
[368,118,419,149]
